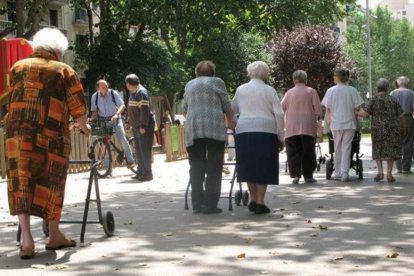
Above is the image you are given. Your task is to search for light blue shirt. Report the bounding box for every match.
[91,90,124,117]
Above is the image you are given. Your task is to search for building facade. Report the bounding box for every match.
[0,0,97,77]
[380,0,414,24]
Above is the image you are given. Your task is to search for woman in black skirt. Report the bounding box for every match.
[232,61,285,214]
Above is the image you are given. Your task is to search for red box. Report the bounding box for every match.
[0,38,33,96]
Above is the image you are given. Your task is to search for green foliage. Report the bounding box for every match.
[345,7,414,94]
[84,35,183,104]
[186,31,270,97]
[69,0,356,105]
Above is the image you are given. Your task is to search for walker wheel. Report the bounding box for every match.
[42,219,49,237]
[102,211,115,237]
[358,160,363,180]
[326,159,334,180]
[242,191,249,206]
[235,190,242,206]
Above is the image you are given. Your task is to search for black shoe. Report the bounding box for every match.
[255,204,271,214]
[248,201,257,212]
[201,206,223,214]
[192,204,203,214]
[131,174,143,180]
[138,175,153,182]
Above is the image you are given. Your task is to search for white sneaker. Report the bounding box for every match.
[341,173,349,182]
[292,177,300,184]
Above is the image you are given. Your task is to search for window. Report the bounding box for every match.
[49,9,58,27]
[402,10,407,16]
[75,8,88,23]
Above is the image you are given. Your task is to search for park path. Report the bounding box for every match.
[1,137,414,275]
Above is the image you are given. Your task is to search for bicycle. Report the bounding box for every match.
[91,119,138,178]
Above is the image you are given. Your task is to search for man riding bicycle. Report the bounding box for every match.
[90,80,136,170]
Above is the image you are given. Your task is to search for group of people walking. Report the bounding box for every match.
[3,27,414,260]
[184,62,414,216]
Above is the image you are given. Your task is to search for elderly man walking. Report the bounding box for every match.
[391,76,414,174]
[281,70,321,184]
[322,68,364,182]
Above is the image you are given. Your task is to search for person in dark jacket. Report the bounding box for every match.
[125,74,155,181]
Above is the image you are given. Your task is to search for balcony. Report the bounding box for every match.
[0,20,67,37]
[48,0,69,6]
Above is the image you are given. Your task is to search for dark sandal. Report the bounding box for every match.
[374,173,384,182]
[248,202,257,212]
[45,236,76,250]
[387,176,396,183]
[255,204,271,214]
[19,246,35,259]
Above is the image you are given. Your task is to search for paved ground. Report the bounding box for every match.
[1,137,414,275]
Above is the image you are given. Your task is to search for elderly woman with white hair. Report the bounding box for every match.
[232,61,285,214]
[5,28,90,259]
[281,70,321,184]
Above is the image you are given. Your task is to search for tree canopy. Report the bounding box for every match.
[268,25,356,99]
[1,0,357,103]
[345,6,414,94]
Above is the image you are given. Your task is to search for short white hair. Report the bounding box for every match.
[247,61,269,80]
[32,27,69,54]
[397,76,410,88]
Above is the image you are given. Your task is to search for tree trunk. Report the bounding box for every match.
[15,0,26,37]
[23,0,46,39]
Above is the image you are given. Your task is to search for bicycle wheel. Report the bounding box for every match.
[93,138,112,178]
[128,136,139,174]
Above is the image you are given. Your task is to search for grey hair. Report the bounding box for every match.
[397,76,410,88]
[247,61,269,80]
[32,27,68,54]
[377,78,389,92]
[292,70,307,83]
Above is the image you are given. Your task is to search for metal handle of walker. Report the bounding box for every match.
[69,131,101,169]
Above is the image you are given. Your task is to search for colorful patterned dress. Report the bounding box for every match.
[365,92,403,160]
[5,49,87,221]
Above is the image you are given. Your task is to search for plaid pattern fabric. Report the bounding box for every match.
[5,49,87,221]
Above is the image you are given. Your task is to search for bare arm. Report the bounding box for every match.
[325,108,332,127]
[90,111,98,121]
[115,104,125,115]
[76,115,91,136]
[225,110,236,130]
[111,104,126,123]
[355,108,369,118]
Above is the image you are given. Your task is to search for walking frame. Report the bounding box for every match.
[17,137,115,244]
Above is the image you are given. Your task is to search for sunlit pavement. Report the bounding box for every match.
[1,137,414,275]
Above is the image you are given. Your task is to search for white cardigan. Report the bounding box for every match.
[232,79,285,141]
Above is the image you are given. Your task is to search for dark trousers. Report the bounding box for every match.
[132,124,154,177]
[396,116,414,172]
[187,138,225,210]
[285,135,317,179]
